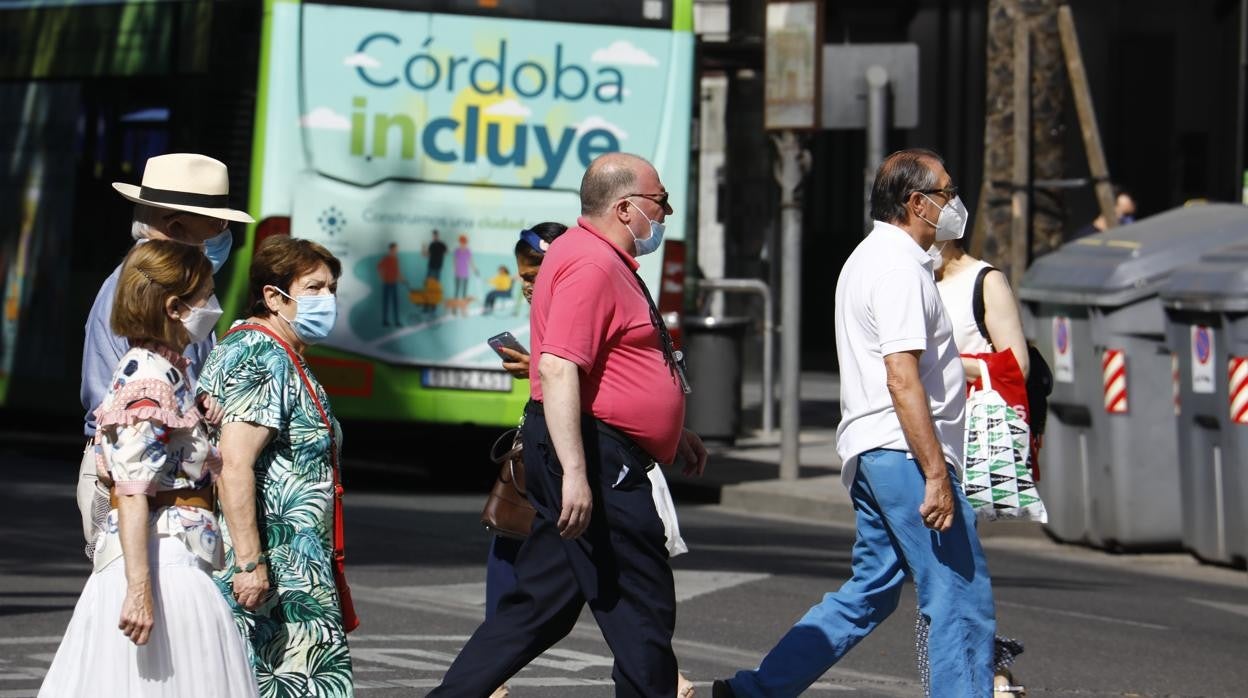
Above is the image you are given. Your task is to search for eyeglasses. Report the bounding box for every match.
[626,191,673,214]
[916,186,958,201]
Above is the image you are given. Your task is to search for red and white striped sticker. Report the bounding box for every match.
[1102,349,1128,414]
[1230,357,1248,425]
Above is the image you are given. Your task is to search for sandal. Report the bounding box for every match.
[994,669,1026,698]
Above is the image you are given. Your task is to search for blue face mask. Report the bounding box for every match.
[203,229,233,273]
[627,201,665,257]
[273,287,337,344]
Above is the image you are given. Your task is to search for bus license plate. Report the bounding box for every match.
[421,368,513,393]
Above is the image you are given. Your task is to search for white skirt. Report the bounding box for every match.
[39,536,259,698]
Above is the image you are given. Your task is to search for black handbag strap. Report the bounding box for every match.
[972,265,997,349]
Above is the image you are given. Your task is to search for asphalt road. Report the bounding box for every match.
[2,446,1246,697]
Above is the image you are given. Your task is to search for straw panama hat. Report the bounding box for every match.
[112,153,255,223]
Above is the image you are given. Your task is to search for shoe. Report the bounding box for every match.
[994,669,1026,698]
[711,679,736,698]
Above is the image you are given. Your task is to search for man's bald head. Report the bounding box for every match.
[580,152,653,216]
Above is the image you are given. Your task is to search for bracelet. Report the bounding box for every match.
[230,552,268,574]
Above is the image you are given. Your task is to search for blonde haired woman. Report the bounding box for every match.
[41,240,258,697]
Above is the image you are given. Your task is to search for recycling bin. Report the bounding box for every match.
[683,316,750,444]
[1019,204,1248,550]
[1162,241,1248,568]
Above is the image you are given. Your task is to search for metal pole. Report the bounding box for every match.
[697,278,774,437]
[864,65,889,233]
[772,130,809,481]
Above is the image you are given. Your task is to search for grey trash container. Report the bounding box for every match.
[1019,204,1248,550]
[1162,241,1248,568]
[683,316,750,445]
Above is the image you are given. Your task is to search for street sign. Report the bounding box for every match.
[1053,316,1073,383]
[1191,325,1216,394]
[764,1,822,131]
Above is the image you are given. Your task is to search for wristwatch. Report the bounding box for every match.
[231,552,268,574]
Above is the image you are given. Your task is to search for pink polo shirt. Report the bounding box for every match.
[529,218,685,463]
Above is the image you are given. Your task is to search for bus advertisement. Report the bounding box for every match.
[236,0,695,427]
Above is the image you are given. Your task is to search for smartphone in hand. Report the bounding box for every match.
[488,331,529,359]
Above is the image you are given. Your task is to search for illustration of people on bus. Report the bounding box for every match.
[453,234,477,299]
[482,265,514,315]
[422,229,448,283]
[377,242,406,327]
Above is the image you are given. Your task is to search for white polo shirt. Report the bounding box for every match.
[834,220,967,488]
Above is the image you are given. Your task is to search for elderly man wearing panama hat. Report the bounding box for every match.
[76,153,254,550]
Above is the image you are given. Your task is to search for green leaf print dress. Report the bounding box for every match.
[198,326,353,698]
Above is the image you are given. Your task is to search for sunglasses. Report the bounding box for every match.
[916,186,958,201]
[626,191,672,213]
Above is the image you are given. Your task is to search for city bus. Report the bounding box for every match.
[0,0,693,430]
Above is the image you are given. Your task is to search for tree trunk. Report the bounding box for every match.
[974,0,1066,278]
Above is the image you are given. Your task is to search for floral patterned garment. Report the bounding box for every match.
[197,325,353,698]
[91,345,223,573]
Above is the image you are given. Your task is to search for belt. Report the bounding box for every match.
[526,400,658,470]
[110,485,215,511]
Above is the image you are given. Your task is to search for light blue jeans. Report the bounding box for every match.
[728,448,996,697]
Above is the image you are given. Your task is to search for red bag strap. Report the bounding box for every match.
[225,324,346,561]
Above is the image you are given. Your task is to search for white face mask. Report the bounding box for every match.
[181,294,223,343]
[919,194,969,242]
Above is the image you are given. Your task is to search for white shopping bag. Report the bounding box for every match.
[962,360,1048,522]
[647,467,688,557]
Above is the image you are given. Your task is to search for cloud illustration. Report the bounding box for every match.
[344,52,381,68]
[591,40,659,67]
[300,107,351,130]
[483,99,532,118]
[576,116,629,140]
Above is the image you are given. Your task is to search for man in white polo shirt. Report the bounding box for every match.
[716,149,995,697]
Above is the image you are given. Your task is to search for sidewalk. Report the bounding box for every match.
[667,371,858,525]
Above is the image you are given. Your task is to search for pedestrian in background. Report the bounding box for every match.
[715,148,996,698]
[430,152,708,698]
[1071,186,1137,239]
[78,153,252,551]
[41,240,258,697]
[486,221,566,698]
[198,236,354,696]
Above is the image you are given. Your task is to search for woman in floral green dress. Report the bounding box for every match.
[198,236,352,697]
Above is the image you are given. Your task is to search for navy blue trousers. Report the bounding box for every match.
[429,406,677,697]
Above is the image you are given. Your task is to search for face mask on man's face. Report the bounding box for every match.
[918,194,969,242]
[202,229,233,273]
[626,201,665,256]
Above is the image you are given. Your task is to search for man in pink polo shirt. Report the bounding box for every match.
[430,153,708,698]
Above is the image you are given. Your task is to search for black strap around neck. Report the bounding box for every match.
[631,272,691,395]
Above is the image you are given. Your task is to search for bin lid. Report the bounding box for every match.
[1161,240,1248,312]
[1018,204,1248,308]
[683,316,752,329]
